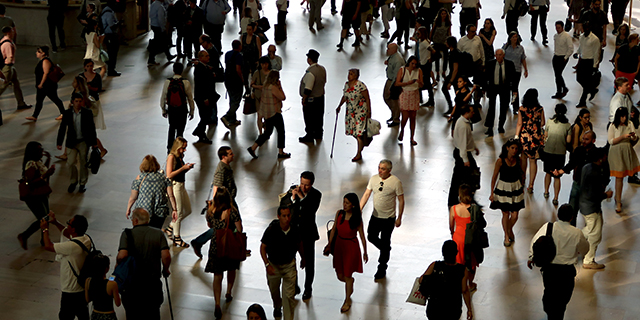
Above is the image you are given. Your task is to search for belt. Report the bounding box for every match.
[5,63,13,66]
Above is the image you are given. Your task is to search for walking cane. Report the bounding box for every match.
[330,110,339,158]
[201,180,214,215]
[164,275,174,320]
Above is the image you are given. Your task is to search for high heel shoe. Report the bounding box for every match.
[173,236,190,248]
[163,226,174,238]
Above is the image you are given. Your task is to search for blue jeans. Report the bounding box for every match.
[192,228,214,247]
[223,83,243,122]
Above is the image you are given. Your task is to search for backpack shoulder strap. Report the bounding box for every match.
[545,222,554,237]
[70,238,90,253]
[124,228,137,256]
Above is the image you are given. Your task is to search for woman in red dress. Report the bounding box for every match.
[449,184,479,292]
[324,193,368,313]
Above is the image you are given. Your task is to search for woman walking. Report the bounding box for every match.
[247,71,290,159]
[419,240,473,320]
[516,88,545,194]
[479,18,497,62]
[126,155,178,229]
[205,187,244,319]
[395,56,423,146]
[449,184,484,290]
[542,104,572,206]
[324,193,368,313]
[85,254,121,320]
[336,68,371,162]
[608,107,640,213]
[165,137,195,247]
[83,19,107,78]
[17,141,55,250]
[26,46,65,121]
[431,8,451,80]
[250,56,271,133]
[489,139,525,247]
[503,31,528,113]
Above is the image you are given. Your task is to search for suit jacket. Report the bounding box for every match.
[484,59,516,91]
[194,62,217,102]
[184,6,205,35]
[57,108,97,148]
[280,186,322,242]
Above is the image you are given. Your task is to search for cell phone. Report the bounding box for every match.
[108,275,115,281]
[42,216,50,222]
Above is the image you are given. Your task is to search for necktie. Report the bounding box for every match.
[498,63,503,86]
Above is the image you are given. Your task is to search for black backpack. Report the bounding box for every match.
[514,0,528,16]
[0,39,12,69]
[166,78,187,108]
[69,235,102,288]
[532,222,556,267]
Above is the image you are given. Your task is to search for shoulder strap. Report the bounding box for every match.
[545,222,554,237]
[138,174,147,190]
[70,238,91,253]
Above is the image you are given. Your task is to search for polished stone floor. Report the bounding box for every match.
[1,1,640,319]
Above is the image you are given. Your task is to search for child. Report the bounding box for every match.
[85,254,121,319]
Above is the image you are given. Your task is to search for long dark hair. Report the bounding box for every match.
[342,193,362,230]
[613,107,629,128]
[551,103,569,124]
[521,88,540,110]
[573,108,591,126]
[207,187,234,220]
[246,304,268,320]
[433,8,451,27]
[499,138,522,161]
[90,254,110,280]
[22,141,43,177]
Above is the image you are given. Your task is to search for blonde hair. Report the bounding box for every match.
[139,155,161,173]
[169,136,187,159]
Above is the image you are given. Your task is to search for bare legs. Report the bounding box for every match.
[543,173,561,203]
[353,136,364,161]
[501,211,519,245]
[399,110,417,145]
[337,273,354,312]
[213,270,237,317]
[522,156,538,192]
[615,177,623,211]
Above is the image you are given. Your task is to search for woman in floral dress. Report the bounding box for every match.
[336,69,371,162]
[515,88,545,194]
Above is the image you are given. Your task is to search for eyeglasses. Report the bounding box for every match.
[379,181,384,192]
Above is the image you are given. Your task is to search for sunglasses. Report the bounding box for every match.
[379,181,384,192]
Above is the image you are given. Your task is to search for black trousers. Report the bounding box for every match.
[484,87,510,130]
[420,63,434,103]
[122,280,163,320]
[204,22,224,53]
[577,59,595,105]
[105,33,120,73]
[541,264,577,320]
[433,43,449,75]
[256,113,286,148]
[22,195,49,242]
[33,84,65,118]
[506,10,519,35]
[448,148,478,207]
[442,74,454,109]
[303,95,324,138]
[529,8,548,40]
[59,291,89,320]
[552,55,569,93]
[296,239,316,293]
[47,9,66,50]
[367,215,395,272]
[184,33,202,58]
[278,11,287,26]
[390,11,411,44]
[459,8,478,37]
[611,0,629,29]
[148,26,172,63]
[167,106,188,151]
[194,98,216,138]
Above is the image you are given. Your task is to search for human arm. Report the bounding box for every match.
[417,68,424,89]
[363,88,371,118]
[358,222,368,263]
[395,194,404,227]
[336,95,347,113]
[571,125,580,151]
[107,280,121,307]
[448,206,455,236]
[125,179,139,219]
[419,261,436,283]
[394,68,404,87]
[160,80,169,117]
[39,58,52,89]
[448,62,459,89]
[298,240,305,269]
[609,125,633,144]
[272,82,286,101]
[540,108,546,127]
[324,210,340,255]
[353,0,361,20]
[515,112,523,138]
[161,249,171,277]
[360,188,372,210]
[167,185,178,221]
[489,158,502,202]
[522,57,528,78]
[260,243,276,275]
[257,37,262,58]
[166,155,194,180]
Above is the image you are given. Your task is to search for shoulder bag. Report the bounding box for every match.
[215,210,247,261]
[18,164,52,201]
[47,59,65,83]
[389,67,405,100]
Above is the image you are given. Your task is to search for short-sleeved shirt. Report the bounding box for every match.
[118,225,169,281]
[579,9,608,41]
[261,219,301,265]
[616,44,640,73]
[0,16,15,30]
[54,234,91,293]
[213,161,237,198]
[504,44,526,73]
[366,174,404,218]
[224,50,243,85]
[131,172,171,217]
[544,120,572,155]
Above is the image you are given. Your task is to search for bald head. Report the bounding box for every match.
[131,208,150,225]
[495,49,505,63]
[387,43,398,55]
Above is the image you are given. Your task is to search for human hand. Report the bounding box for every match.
[395,218,402,227]
[57,145,62,150]
[38,84,43,89]
[602,40,606,48]
[172,210,178,222]
[363,253,368,263]
[323,244,331,256]
[300,259,306,269]
[501,14,505,19]
[40,218,49,230]
[189,114,194,120]
[336,106,341,114]
[447,83,452,90]
[266,264,276,275]
[524,70,529,78]
[489,194,494,202]
[352,14,358,21]
[467,310,473,320]
[48,211,57,224]
[527,260,534,269]
[162,269,171,278]
[47,165,56,175]
[126,209,130,219]
[475,148,480,155]
[464,161,470,167]
[605,190,613,198]
[162,112,168,119]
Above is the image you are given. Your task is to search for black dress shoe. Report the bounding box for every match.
[197,138,213,144]
[247,147,258,159]
[498,127,505,134]
[551,93,562,99]
[295,285,301,295]
[589,88,599,101]
[299,136,314,143]
[485,129,493,136]
[388,121,399,127]
[374,270,386,280]
[17,104,32,110]
[68,183,77,193]
[273,308,282,318]
[302,291,312,300]
[78,185,87,193]
[108,71,121,77]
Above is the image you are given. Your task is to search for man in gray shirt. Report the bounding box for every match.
[201,0,230,52]
[383,43,405,127]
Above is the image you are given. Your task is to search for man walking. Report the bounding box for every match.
[527,204,589,320]
[221,40,243,129]
[299,49,327,143]
[280,171,322,300]
[47,0,67,52]
[448,105,479,207]
[383,43,405,127]
[193,50,218,143]
[191,146,238,257]
[551,20,573,99]
[148,0,176,66]
[579,147,612,269]
[101,4,121,76]
[117,208,171,320]
[484,49,515,136]
[360,159,405,280]
[41,212,91,320]
[528,0,549,45]
[260,206,305,320]
[458,0,480,37]
[201,0,230,52]
[160,62,195,152]
[56,93,97,194]
[575,22,601,109]
[308,0,324,32]
[0,26,31,111]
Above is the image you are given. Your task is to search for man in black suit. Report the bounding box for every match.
[279,171,322,301]
[183,0,204,59]
[192,50,219,143]
[56,93,97,193]
[484,49,516,137]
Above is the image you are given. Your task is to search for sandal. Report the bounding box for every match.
[410,140,418,146]
[552,199,559,206]
[173,236,190,248]
[527,187,534,194]
[55,154,68,160]
[351,155,362,162]
[543,192,549,199]
[340,299,352,313]
[163,226,174,238]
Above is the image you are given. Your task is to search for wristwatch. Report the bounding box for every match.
[265,262,270,267]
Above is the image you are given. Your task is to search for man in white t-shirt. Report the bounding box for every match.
[360,159,405,280]
[41,212,91,320]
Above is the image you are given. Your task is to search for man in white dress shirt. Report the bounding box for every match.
[552,21,573,99]
[448,105,479,207]
[528,204,589,320]
[576,22,601,108]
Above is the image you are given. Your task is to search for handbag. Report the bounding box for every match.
[212,61,225,83]
[325,219,337,255]
[18,176,52,201]
[47,63,65,83]
[367,118,381,137]
[406,277,427,306]
[242,91,256,115]
[100,48,109,63]
[86,147,101,174]
[215,211,247,261]
[389,68,405,100]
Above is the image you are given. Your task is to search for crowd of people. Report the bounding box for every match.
[8,0,640,319]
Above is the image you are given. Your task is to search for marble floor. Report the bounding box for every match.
[1,1,640,319]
